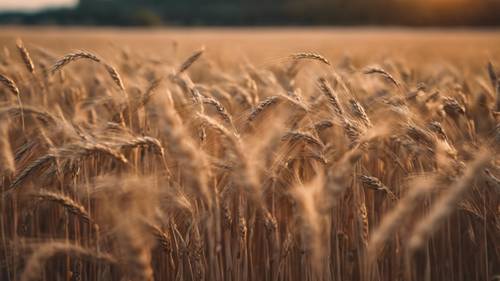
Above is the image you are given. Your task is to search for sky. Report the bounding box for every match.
[0,0,77,11]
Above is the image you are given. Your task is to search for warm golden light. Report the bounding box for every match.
[418,0,470,7]
[0,0,77,11]
[401,0,486,25]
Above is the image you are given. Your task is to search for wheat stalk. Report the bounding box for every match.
[318,77,344,116]
[51,51,125,90]
[202,97,234,126]
[408,151,491,252]
[487,61,497,89]
[50,51,101,73]
[364,66,400,88]
[178,46,205,74]
[359,175,397,200]
[291,52,330,65]
[349,99,372,127]
[0,120,15,175]
[247,95,281,122]
[8,154,55,192]
[20,242,116,281]
[33,190,91,222]
[0,73,20,97]
[16,38,35,74]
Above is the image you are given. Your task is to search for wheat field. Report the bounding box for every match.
[0,28,499,281]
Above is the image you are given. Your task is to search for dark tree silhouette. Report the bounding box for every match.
[1,0,499,26]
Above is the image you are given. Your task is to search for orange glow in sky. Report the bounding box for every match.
[422,0,470,7]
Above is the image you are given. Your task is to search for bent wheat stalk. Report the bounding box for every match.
[408,151,491,252]
[291,52,330,65]
[20,242,116,281]
[364,66,400,88]
[367,176,437,260]
[33,190,91,223]
[51,51,125,90]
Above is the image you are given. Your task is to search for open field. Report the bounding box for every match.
[1,27,500,64]
[0,27,499,281]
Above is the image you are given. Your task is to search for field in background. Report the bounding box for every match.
[1,27,499,63]
[0,27,499,281]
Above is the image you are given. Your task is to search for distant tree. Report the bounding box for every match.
[0,0,499,26]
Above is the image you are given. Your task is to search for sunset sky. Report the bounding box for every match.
[0,0,77,11]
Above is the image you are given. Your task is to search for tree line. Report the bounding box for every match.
[1,0,499,26]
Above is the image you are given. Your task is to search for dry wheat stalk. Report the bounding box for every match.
[484,169,500,191]
[178,46,205,74]
[0,120,15,175]
[290,176,324,273]
[202,97,233,126]
[364,66,400,88]
[496,80,500,112]
[247,95,281,122]
[349,99,372,127]
[313,120,334,132]
[50,51,101,73]
[33,190,91,222]
[0,73,20,97]
[0,105,58,126]
[9,142,127,192]
[318,77,344,116]
[138,78,163,108]
[20,242,116,281]
[367,176,437,259]
[59,142,129,164]
[117,136,165,156]
[406,124,435,148]
[342,119,363,145]
[291,52,330,65]
[427,121,448,140]
[281,131,324,150]
[51,51,125,90]
[487,61,497,89]
[159,102,211,206]
[8,154,55,191]
[197,113,240,145]
[442,97,465,118]
[359,175,397,200]
[16,38,35,74]
[143,221,172,253]
[408,151,491,252]
[189,226,205,281]
[358,201,369,247]
[103,63,125,91]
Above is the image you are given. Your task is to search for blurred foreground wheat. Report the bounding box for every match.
[0,37,499,281]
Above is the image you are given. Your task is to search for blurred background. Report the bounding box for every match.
[0,0,499,27]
